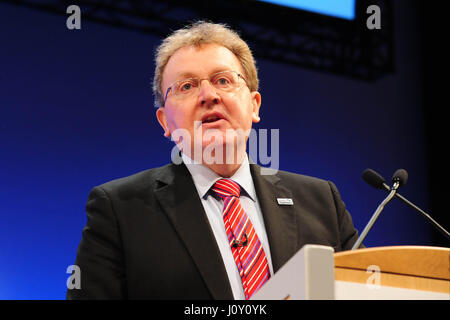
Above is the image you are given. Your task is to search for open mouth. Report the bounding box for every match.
[202,115,222,123]
[201,113,225,125]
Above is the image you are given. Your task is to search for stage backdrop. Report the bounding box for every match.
[0,2,431,299]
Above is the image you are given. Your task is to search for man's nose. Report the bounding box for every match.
[198,79,220,106]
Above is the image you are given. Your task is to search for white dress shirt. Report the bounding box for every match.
[181,153,274,300]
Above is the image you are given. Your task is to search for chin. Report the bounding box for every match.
[200,139,246,166]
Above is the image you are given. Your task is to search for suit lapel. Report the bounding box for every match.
[153,163,233,299]
[250,164,298,273]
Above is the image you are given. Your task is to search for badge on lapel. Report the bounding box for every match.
[277,198,293,205]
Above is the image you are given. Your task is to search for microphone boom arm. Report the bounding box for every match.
[395,192,450,240]
[381,182,450,240]
[351,182,399,250]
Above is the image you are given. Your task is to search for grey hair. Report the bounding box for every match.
[152,21,259,107]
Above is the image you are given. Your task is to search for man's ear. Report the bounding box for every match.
[156,107,171,138]
[251,91,261,123]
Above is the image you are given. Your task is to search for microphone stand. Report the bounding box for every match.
[351,181,400,250]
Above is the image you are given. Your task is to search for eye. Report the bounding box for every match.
[181,83,192,91]
[216,77,230,85]
[213,75,233,88]
[176,79,198,93]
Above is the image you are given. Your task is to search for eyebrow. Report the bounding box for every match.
[173,71,197,80]
[173,68,233,81]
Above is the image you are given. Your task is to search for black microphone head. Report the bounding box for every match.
[362,168,386,189]
[392,169,408,188]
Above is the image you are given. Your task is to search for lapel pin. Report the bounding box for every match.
[277,198,293,205]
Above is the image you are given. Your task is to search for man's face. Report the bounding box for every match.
[156,43,261,163]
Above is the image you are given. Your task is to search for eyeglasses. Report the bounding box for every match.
[163,70,247,105]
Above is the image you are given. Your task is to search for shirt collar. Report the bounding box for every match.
[182,152,256,201]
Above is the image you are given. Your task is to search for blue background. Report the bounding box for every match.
[259,0,356,20]
[0,2,438,299]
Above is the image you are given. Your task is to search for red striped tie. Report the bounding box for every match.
[212,179,271,300]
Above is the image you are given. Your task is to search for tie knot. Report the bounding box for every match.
[212,179,241,199]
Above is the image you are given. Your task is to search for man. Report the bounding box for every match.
[67,21,360,300]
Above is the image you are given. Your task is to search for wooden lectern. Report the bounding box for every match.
[252,245,449,300]
[334,246,449,299]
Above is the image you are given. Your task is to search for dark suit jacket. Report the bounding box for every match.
[67,162,359,300]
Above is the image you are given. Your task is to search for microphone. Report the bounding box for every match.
[352,169,402,250]
[362,168,388,190]
[392,169,408,188]
[360,168,450,243]
[232,233,248,248]
[362,168,408,191]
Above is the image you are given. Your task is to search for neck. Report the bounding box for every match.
[206,162,242,178]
